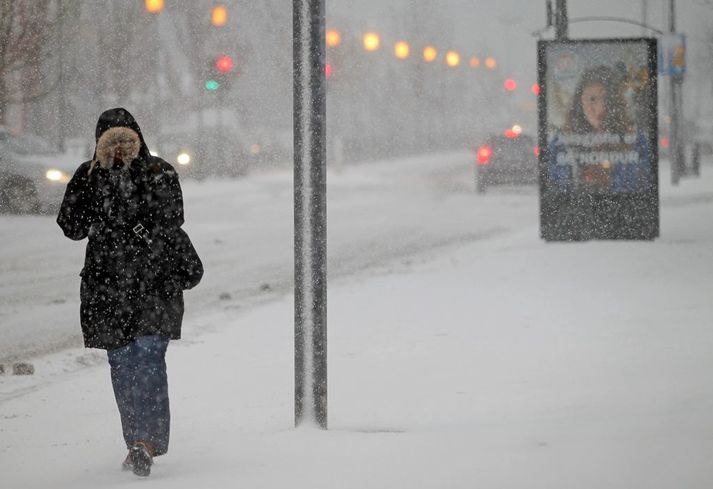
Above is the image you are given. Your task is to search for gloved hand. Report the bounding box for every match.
[98,164,139,225]
[108,164,136,199]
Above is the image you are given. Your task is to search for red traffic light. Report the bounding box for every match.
[504,78,517,91]
[531,83,540,96]
[215,55,234,75]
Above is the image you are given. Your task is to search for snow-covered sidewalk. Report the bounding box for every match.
[1,162,713,488]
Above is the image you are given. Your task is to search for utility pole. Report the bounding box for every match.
[669,0,685,184]
[555,0,568,40]
[57,0,66,152]
[293,0,328,429]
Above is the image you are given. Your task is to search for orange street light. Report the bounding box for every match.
[145,0,164,13]
[470,56,480,68]
[363,32,380,51]
[422,46,438,62]
[485,57,497,70]
[394,41,410,59]
[326,29,341,48]
[446,51,461,67]
[211,5,228,26]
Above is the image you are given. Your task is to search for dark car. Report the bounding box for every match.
[475,132,538,193]
[0,128,76,214]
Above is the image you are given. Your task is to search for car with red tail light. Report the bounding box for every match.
[474,127,538,193]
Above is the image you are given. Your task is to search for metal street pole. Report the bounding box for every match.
[555,0,568,40]
[57,0,66,152]
[669,0,685,185]
[293,0,328,429]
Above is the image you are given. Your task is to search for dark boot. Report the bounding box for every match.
[129,441,154,477]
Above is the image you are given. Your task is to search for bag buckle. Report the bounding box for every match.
[132,223,152,245]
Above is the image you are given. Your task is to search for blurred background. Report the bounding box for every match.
[0,0,712,178]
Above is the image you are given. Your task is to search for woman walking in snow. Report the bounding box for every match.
[57,107,202,477]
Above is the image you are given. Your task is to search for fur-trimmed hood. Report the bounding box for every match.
[94,126,141,169]
[91,107,151,171]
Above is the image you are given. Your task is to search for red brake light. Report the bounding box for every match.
[504,128,518,139]
[534,146,540,157]
[477,145,492,165]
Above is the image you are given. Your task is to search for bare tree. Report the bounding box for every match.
[0,1,72,125]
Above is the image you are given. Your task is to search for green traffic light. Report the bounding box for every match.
[205,79,220,91]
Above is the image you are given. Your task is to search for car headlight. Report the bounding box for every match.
[176,152,191,165]
[46,169,70,183]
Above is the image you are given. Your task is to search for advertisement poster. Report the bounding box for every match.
[538,38,659,241]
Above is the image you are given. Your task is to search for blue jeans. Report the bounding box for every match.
[107,335,170,456]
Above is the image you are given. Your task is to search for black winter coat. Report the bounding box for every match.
[57,108,198,350]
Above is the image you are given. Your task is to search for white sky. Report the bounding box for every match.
[329,0,713,115]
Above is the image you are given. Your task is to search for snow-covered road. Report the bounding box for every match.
[1,153,712,488]
[0,151,535,363]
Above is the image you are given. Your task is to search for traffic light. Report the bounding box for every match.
[215,55,233,75]
[145,0,164,14]
[211,5,227,26]
[205,55,235,92]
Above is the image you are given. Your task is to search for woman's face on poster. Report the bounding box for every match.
[581,82,606,131]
